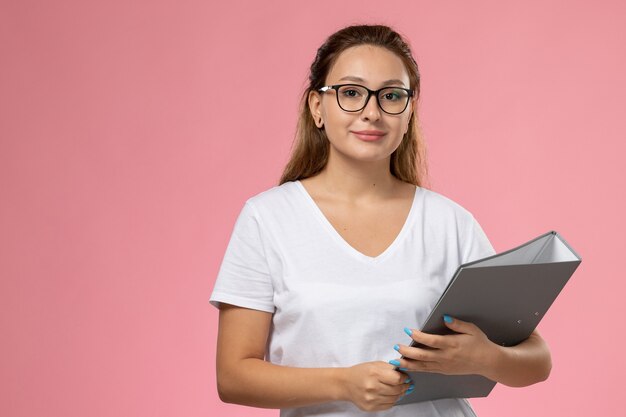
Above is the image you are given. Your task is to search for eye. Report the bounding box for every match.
[342,89,361,97]
[384,92,400,100]
[381,89,404,101]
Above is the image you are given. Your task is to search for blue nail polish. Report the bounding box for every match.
[393,344,400,352]
[399,367,409,371]
[389,359,401,366]
[407,384,415,393]
[404,378,412,383]
[404,327,413,336]
[443,314,453,323]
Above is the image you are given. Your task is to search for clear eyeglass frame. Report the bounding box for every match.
[317,83,414,115]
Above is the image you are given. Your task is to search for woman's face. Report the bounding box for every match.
[309,44,415,164]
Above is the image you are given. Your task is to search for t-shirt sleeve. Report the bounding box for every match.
[461,214,497,264]
[209,201,275,313]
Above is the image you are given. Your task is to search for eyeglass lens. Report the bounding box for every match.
[336,85,410,114]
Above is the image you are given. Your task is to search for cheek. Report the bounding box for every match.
[324,111,351,136]
[321,98,340,118]
[324,105,349,123]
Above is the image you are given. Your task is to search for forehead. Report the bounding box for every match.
[326,45,410,87]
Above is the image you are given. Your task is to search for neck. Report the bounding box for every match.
[315,147,399,203]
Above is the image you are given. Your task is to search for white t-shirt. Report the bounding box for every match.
[210,180,496,417]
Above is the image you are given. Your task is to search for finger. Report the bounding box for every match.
[402,357,441,373]
[383,389,411,404]
[403,328,448,349]
[380,367,413,386]
[442,315,476,335]
[394,344,439,363]
[377,379,411,396]
[382,361,416,392]
[390,355,441,373]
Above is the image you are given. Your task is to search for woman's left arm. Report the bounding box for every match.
[394,316,552,388]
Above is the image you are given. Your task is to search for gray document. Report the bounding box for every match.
[395,230,582,405]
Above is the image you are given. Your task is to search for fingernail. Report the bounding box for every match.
[399,367,409,371]
[389,359,401,366]
[393,344,400,352]
[404,377,412,383]
[443,314,453,323]
[407,384,415,394]
[404,327,413,336]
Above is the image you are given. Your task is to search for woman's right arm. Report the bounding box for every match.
[216,303,411,411]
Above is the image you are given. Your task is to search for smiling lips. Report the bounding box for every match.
[352,130,386,141]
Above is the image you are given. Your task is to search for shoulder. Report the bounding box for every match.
[418,186,476,224]
[418,187,495,261]
[244,180,298,206]
[241,180,301,219]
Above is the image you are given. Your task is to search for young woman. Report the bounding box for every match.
[210,24,552,416]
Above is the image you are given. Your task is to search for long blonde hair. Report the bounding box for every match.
[278,24,430,188]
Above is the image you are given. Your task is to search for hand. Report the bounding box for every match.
[391,315,503,379]
[341,361,413,412]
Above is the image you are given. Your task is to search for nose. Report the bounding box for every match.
[361,92,382,121]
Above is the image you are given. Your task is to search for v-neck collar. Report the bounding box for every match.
[294,180,419,263]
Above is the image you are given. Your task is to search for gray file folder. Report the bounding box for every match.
[395,230,582,405]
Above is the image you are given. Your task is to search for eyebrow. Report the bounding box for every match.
[338,76,407,87]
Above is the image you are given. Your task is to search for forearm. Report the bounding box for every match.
[217,358,347,409]
[485,332,552,387]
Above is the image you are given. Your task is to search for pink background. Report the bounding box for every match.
[1,0,624,416]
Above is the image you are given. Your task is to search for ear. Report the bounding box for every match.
[308,90,324,128]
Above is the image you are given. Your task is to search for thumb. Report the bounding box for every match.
[442,314,475,335]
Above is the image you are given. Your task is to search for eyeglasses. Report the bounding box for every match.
[318,83,414,115]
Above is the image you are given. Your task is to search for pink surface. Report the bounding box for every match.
[1,1,624,416]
